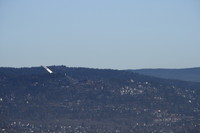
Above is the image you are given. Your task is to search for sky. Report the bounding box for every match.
[0,0,200,69]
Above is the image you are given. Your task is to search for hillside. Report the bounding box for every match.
[130,67,200,82]
[0,66,200,133]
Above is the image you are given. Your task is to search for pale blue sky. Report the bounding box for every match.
[0,0,200,69]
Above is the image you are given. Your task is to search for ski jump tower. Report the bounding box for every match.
[42,66,53,74]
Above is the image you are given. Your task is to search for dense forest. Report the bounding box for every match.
[0,66,200,133]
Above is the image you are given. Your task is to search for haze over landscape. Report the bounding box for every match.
[0,0,200,69]
[1,1,200,133]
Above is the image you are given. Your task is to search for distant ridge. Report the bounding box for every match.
[130,67,200,82]
[1,65,200,132]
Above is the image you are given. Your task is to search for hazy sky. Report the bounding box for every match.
[0,0,200,69]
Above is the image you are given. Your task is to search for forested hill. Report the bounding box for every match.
[130,67,200,82]
[0,66,200,133]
